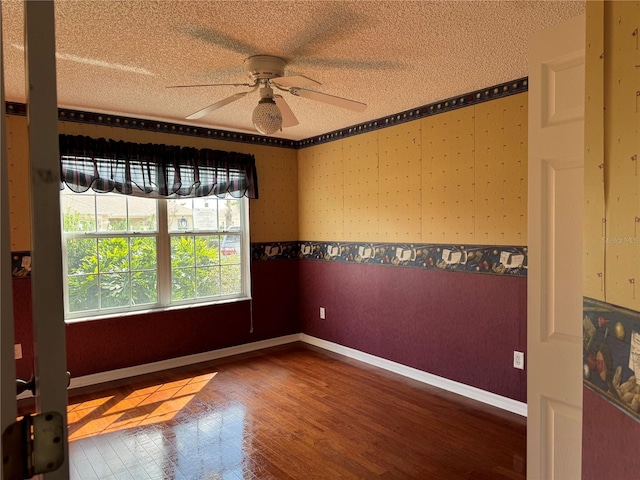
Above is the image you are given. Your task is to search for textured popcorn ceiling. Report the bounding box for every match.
[1,0,585,140]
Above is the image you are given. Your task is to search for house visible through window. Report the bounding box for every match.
[61,189,249,319]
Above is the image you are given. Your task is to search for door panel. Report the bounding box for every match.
[528,13,585,480]
[542,158,584,344]
[542,398,582,479]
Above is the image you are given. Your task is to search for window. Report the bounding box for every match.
[61,189,249,319]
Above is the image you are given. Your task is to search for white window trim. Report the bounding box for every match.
[61,194,251,322]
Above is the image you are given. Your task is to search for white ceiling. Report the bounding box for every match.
[1,0,585,141]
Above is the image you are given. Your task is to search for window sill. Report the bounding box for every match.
[64,296,252,324]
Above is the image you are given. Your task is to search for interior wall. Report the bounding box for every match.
[9,115,299,380]
[298,93,528,402]
[582,2,640,478]
[299,93,528,244]
[9,90,529,404]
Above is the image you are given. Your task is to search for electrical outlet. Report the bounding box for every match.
[14,344,22,360]
[514,351,524,370]
[319,307,326,319]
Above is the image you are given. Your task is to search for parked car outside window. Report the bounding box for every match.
[221,235,240,256]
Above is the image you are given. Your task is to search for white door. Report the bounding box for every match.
[1,2,69,479]
[528,13,585,480]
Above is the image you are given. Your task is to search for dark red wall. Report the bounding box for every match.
[299,260,527,402]
[15,255,526,404]
[13,278,34,380]
[13,259,299,380]
[582,386,640,479]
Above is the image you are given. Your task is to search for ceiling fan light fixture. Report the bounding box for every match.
[252,97,282,135]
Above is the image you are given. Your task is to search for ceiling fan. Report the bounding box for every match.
[168,55,367,135]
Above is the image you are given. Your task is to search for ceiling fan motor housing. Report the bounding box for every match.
[244,55,286,81]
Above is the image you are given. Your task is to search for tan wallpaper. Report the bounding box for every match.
[380,121,422,242]
[6,116,298,249]
[422,107,475,244]
[298,92,529,245]
[603,0,640,312]
[6,115,31,251]
[343,133,380,241]
[588,1,640,312]
[584,0,606,301]
[8,92,529,251]
[475,95,528,245]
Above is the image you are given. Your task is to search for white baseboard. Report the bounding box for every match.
[299,334,527,417]
[17,334,300,400]
[19,332,527,418]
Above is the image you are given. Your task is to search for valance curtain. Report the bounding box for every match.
[59,134,259,199]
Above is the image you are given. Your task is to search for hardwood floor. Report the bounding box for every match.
[21,344,526,479]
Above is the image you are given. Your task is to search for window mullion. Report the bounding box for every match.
[241,197,250,299]
[157,198,171,306]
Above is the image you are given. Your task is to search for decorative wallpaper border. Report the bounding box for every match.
[251,241,527,277]
[12,242,526,279]
[11,251,31,278]
[4,77,527,150]
[5,102,298,149]
[583,297,640,423]
[297,77,528,148]
[250,242,300,262]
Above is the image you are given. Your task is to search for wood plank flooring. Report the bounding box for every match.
[20,343,526,479]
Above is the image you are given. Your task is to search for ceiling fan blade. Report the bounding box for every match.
[271,75,321,88]
[274,96,299,128]
[167,82,254,89]
[289,88,367,113]
[186,92,248,120]
[181,25,257,56]
[286,7,365,58]
[294,57,403,71]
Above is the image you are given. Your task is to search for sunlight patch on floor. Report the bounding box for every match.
[68,372,216,441]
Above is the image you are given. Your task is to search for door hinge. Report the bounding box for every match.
[2,412,65,480]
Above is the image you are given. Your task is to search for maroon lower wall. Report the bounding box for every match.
[582,387,640,479]
[13,259,299,380]
[15,255,526,404]
[299,260,527,402]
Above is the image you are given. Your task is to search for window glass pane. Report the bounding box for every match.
[66,238,97,275]
[193,197,218,231]
[171,236,195,268]
[221,265,241,295]
[167,199,193,231]
[127,196,157,232]
[67,274,99,313]
[132,271,157,305]
[172,267,195,301]
[130,237,156,271]
[61,191,96,233]
[98,237,130,273]
[96,194,127,232]
[218,199,241,230]
[195,235,220,266]
[196,267,220,298]
[220,235,241,265]
[100,273,131,308]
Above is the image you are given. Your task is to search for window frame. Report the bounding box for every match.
[61,191,251,322]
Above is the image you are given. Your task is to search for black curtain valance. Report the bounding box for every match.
[59,134,259,199]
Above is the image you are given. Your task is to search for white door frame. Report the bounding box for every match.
[1,2,69,479]
[24,1,70,477]
[0,1,18,459]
